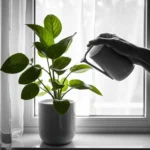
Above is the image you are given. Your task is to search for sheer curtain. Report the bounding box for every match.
[36,0,144,116]
[0,0,27,144]
[0,0,145,144]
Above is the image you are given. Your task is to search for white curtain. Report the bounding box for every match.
[36,0,144,116]
[0,0,1,145]
[0,0,145,144]
[0,0,27,144]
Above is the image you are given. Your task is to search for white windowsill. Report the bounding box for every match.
[4,133,150,148]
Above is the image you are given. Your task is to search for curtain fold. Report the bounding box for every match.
[1,0,26,144]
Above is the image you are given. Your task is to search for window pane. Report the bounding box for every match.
[35,0,145,116]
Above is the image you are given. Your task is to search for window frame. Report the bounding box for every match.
[24,0,150,133]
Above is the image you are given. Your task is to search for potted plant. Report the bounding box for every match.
[0,14,102,145]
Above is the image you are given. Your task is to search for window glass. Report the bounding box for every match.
[35,0,144,116]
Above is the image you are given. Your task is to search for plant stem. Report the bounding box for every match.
[41,67,50,76]
[57,75,59,81]
[46,58,53,80]
[51,59,57,98]
[28,60,54,99]
[62,72,72,85]
[59,72,72,97]
[61,88,73,99]
[40,87,47,93]
[46,58,57,99]
[52,60,55,81]
[38,78,54,99]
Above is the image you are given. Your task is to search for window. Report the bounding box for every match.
[24,0,150,133]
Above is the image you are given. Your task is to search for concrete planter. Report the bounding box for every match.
[38,99,76,145]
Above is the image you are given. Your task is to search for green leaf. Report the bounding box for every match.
[34,64,42,69]
[21,83,39,100]
[19,65,42,84]
[69,79,90,89]
[26,24,54,46]
[49,78,59,83]
[35,79,43,86]
[60,78,68,92]
[43,85,51,91]
[89,85,102,96]
[38,91,47,96]
[33,65,42,78]
[53,56,71,69]
[1,53,29,74]
[44,14,62,38]
[69,79,102,96]
[50,67,66,75]
[46,33,76,59]
[38,69,42,78]
[52,81,64,90]
[61,32,77,53]
[38,85,51,96]
[34,42,47,58]
[37,51,45,58]
[53,99,70,115]
[70,64,92,73]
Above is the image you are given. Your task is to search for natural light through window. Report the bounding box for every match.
[35,0,145,117]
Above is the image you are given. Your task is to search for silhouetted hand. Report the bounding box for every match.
[87,33,150,73]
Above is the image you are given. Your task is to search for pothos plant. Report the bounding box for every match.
[0,14,102,115]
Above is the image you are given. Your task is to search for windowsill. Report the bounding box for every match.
[2,133,150,149]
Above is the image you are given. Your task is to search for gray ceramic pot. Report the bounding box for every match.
[38,99,76,145]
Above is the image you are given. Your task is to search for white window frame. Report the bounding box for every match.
[24,0,150,133]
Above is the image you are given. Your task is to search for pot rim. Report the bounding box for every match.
[38,99,75,105]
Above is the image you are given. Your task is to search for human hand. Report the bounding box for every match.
[87,33,150,73]
[87,33,141,62]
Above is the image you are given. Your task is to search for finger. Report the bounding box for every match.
[98,33,108,38]
[87,43,92,47]
[88,37,113,46]
[99,33,111,38]
[99,33,117,38]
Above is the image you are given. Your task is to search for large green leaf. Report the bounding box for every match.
[26,24,54,46]
[62,32,77,53]
[60,78,68,92]
[70,64,92,73]
[34,42,47,58]
[53,99,70,115]
[46,33,76,59]
[69,79,90,89]
[53,56,71,69]
[19,65,42,84]
[34,64,42,78]
[44,14,62,38]
[1,53,29,74]
[89,85,102,96]
[21,83,39,100]
[50,67,66,75]
[52,81,64,90]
